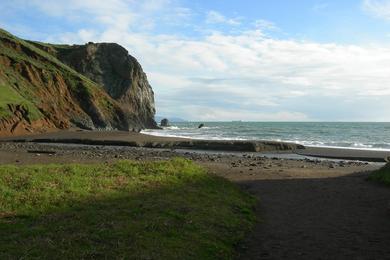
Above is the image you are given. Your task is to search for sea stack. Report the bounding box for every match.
[160,118,170,127]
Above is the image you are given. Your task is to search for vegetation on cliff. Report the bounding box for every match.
[0,158,255,259]
[52,42,158,129]
[0,28,157,136]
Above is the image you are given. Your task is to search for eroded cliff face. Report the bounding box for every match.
[0,104,54,136]
[54,43,158,129]
[0,29,158,136]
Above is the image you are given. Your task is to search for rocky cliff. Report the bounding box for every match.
[52,42,157,129]
[0,29,157,136]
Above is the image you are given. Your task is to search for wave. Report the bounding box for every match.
[270,140,390,151]
[143,122,390,151]
[141,130,247,141]
[142,131,390,151]
[162,126,180,130]
[158,126,220,130]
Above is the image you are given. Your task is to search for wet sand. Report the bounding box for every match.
[297,146,390,162]
[0,130,302,152]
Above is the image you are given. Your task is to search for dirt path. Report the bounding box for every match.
[219,168,390,259]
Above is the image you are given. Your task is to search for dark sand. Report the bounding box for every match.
[0,130,190,144]
[0,131,389,259]
[0,130,302,153]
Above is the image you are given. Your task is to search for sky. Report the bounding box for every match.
[1,0,390,121]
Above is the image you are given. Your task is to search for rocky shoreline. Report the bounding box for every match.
[0,130,304,153]
[0,141,377,171]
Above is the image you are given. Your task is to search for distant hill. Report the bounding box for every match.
[0,28,157,136]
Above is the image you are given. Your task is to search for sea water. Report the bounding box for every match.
[142,122,390,151]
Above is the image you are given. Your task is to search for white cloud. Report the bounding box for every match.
[120,32,390,121]
[206,11,242,26]
[253,19,278,31]
[12,0,188,32]
[362,0,390,20]
[172,107,309,121]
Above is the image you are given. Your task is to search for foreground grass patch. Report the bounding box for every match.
[0,158,255,259]
[368,163,390,186]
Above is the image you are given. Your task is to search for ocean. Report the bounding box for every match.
[142,122,390,151]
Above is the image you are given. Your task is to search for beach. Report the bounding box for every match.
[1,130,390,259]
[2,129,390,162]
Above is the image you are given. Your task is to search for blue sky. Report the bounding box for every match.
[1,0,390,121]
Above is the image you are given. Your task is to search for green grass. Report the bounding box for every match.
[0,28,99,90]
[0,158,256,259]
[0,84,42,120]
[368,163,390,186]
[0,28,116,123]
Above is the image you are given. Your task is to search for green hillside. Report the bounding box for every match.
[0,28,130,134]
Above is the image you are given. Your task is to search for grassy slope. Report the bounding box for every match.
[0,158,255,259]
[0,30,43,120]
[368,163,390,186]
[0,28,116,122]
[0,84,41,120]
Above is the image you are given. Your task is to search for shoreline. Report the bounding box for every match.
[297,146,390,162]
[1,129,389,162]
[143,130,390,152]
[0,130,304,153]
